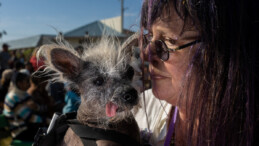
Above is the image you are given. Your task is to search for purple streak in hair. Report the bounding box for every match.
[164,106,178,146]
[148,0,154,29]
[148,45,152,62]
[186,43,201,78]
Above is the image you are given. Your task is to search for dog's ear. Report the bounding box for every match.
[50,48,81,78]
[121,33,139,58]
[119,33,142,74]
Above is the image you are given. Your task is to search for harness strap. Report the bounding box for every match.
[33,112,76,146]
[68,119,140,146]
[33,112,140,146]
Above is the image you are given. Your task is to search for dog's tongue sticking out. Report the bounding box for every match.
[106,102,118,117]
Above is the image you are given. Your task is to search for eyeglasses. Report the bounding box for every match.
[143,34,201,61]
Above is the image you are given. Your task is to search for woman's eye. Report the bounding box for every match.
[169,39,176,44]
[164,38,177,47]
[165,38,176,45]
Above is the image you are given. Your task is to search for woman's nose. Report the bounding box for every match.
[141,44,159,62]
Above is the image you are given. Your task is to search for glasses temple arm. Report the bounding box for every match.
[173,40,201,51]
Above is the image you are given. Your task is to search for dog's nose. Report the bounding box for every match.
[122,89,138,104]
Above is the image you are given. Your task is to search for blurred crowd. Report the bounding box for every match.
[0,43,81,142]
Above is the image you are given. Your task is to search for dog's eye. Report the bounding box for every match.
[123,66,134,80]
[93,77,104,86]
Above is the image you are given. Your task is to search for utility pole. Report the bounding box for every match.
[121,0,124,33]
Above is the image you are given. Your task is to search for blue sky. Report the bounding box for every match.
[0,0,143,42]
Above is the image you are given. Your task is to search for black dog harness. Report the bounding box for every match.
[33,112,140,146]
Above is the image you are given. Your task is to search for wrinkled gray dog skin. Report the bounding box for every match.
[37,34,141,146]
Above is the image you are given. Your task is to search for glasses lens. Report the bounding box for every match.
[155,40,169,61]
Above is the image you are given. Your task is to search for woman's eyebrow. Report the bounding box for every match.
[179,30,200,40]
[157,26,179,39]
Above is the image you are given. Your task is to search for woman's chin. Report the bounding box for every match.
[151,88,177,104]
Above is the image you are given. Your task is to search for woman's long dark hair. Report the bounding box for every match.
[140,0,258,145]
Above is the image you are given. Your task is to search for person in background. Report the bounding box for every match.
[25,62,34,74]
[62,84,81,114]
[18,53,25,64]
[13,61,25,72]
[3,71,48,141]
[47,81,66,113]
[134,0,258,146]
[0,69,13,113]
[29,48,45,72]
[8,50,18,69]
[27,71,54,118]
[0,43,11,78]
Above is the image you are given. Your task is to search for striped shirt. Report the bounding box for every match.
[3,86,43,137]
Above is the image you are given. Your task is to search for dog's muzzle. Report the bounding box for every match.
[122,88,138,105]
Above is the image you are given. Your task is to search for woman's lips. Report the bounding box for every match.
[149,67,171,79]
[150,72,171,79]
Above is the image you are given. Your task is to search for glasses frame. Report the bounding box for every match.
[143,34,201,61]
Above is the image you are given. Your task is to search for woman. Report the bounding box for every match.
[134,0,258,145]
